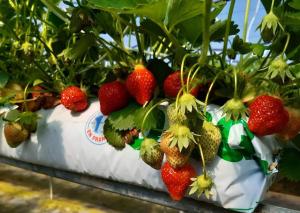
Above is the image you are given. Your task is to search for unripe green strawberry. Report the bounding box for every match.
[4,122,29,148]
[140,138,164,170]
[260,11,280,43]
[197,121,221,162]
[166,103,187,125]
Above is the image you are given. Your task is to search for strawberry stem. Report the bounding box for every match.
[281,33,290,55]
[132,16,146,63]
[270,0,275,12]
[175,87,185,110]
[141,100,166,137]
[222,0,236,63]
[189,65,202,91]
[233,68,238,99]
[180,54,190,93]
[198,143,207,178]
[203,69,228,116]
[240,0,251,63]
[187,63,200,92]
[199,0,212,66]
[23,82,32,111]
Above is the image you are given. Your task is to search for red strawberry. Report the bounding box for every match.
[161,161,196,201]
[125,65,156,105]
[163,71,201,98]
[61,86,88,112]
[248,95,289,136]
[98,81,130,115]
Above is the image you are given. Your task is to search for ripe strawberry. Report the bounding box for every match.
[98,81,130,115]
[61,86,88,112]
[197,121,221,162]
[4,122,29,148]
[140,138,164,170]
[248,95,289,136]
[277,107,300,141]
[125,64,156,105]
[163,71,201,98]
[160,132,194,168]
[161,161,196,201]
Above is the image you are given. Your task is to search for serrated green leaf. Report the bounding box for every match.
[289,64,300,79]
[210,20,239,42]
[289,0,300,10]
[164,0,204,29]
[0,72,9,88]
[134,102,165,131]
[279,148,300,181]
[41,0,70,23]
[103,119,125,150]
[59,33,96,60]
[87,0,205,29]
[108,102,140,131]
[283,12,300,33]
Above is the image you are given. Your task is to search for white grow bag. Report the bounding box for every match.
[0,101,279,212]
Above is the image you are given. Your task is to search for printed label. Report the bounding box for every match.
[85,112,107,145]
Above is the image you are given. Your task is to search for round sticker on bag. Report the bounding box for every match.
[85,112,107,145]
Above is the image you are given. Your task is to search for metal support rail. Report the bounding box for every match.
[0,155,299,213]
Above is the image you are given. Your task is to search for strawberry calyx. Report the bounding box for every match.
[266,55,294,82]
[177,93,203,115]
[221,98,248,121]
[260,11,281,36]
[189,174,213,199]
[165,124,196,152]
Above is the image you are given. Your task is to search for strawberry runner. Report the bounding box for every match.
[0,102,279,212]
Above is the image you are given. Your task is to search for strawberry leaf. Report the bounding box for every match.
[279,148,300,182]
[0,72,9,88]
[134,101,165,131]
[108,102,140,131]
[103,119,125,150]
